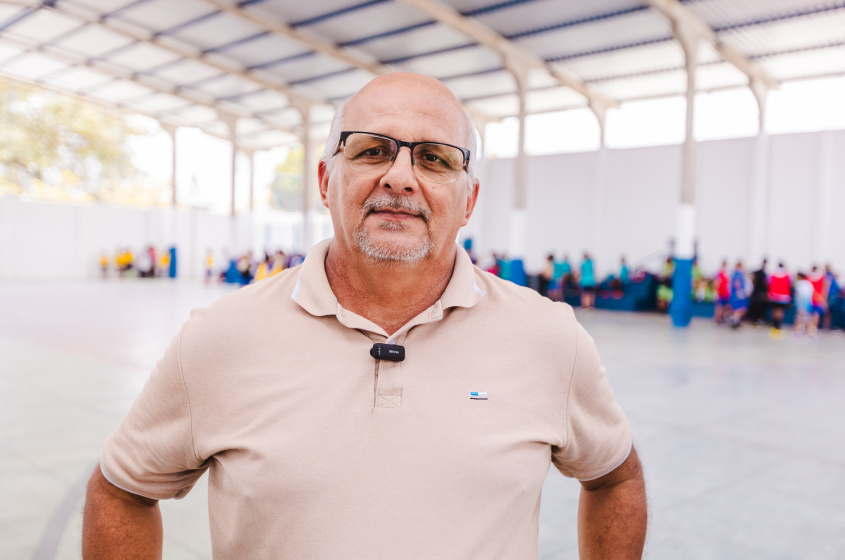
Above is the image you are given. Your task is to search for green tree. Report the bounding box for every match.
[269,146,304,210]
[0,78,155,204]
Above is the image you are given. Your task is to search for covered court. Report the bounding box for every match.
[2,0,845,559]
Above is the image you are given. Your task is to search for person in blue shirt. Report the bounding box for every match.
[619,256,630,285]
[728,261,750,329]
[580,252,597,309]
[822,264,840,330]
[556,253,573,298]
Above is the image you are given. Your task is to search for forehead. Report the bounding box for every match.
[344,77,467,145]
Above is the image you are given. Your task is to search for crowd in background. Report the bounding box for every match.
[482,250,843,338]
[484,251,641,310]
[707,259,841,339]
[101,243,843,340]
[206,249,305,286]
[100,246,174,278]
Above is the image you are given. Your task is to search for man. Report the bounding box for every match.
[83,72,646,559]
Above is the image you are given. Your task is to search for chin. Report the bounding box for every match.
[354,229,434,264]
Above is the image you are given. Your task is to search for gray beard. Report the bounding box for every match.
[355,196,435,264]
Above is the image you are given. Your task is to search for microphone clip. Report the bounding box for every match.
[370,343,405,362]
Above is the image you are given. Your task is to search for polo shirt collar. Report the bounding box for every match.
[439,241,486,311]
[292,238,485,324]
[290,238,336,317]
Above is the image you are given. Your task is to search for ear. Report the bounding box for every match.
[461,179,480,227]
[318,160,330,208]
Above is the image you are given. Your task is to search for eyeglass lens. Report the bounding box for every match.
[343,133,464,184]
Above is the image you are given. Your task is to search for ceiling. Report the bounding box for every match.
[0,0,843,150]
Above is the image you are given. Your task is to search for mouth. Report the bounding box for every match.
[363,197,430,223]
[369,208,420,219]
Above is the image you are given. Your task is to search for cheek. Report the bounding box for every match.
[428,191,468,230]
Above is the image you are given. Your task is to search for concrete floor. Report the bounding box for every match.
[1,280,844,560]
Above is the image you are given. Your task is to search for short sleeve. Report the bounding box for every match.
[551,321,632,481]
[100,324,208,500]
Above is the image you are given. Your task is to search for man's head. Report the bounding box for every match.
[318,72,479,267]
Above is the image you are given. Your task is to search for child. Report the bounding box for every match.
[714,260,731,324]
[767,262,791,337]
[793,272,815,338]
[728,261,749,329]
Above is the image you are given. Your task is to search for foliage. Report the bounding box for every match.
[0,78,165,205]
[269,146,304,210]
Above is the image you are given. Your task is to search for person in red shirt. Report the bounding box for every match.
[808,265,828,332]
[767,262,792,337]
[714,260,731,324]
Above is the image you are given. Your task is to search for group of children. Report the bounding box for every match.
[100,246,172,278]
[484,252,634,310]
[208,249,305,286]
[711,259,840,339]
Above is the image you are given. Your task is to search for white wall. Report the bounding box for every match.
[474,129,845,276]
[0,199,304,281]
[2,128,843,280]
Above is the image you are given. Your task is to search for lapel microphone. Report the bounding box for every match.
[370,343,405,362]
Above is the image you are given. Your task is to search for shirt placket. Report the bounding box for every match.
[373,332,407,409]
[338,301,445,410]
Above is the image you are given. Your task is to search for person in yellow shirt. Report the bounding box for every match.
[269,251,286,277]
[159,251,171,278]
[205,249,215,284]
[99,252,110,278]
[253,254,271,282]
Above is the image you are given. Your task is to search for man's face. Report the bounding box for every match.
[319,74,478,266]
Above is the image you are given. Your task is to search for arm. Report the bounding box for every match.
[578,445,647,560]
[82,465,163,560]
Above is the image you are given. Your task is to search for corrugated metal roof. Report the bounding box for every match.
[297,2,428,45]
[718,9,845,55]
[0,0,842,150]
[513,9,673,60]
[471,0,646,38]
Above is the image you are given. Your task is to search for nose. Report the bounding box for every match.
[380,146,417,193]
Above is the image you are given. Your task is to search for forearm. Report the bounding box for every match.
[577,449,647,559]
[82,465,163,560]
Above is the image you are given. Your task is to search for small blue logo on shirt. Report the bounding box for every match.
[469,391,488,400]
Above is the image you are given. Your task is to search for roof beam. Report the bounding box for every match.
[44,1,327,109]
[396,0,619,109]
[198,0,501,124]
[642,0,779,90]
[195,0,393,76]
[0,34,299,136]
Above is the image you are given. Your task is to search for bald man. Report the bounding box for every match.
[83,73,646,560]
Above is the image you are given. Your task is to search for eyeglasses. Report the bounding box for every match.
[334,131,470,185]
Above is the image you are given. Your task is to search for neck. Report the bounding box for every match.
[325,242,457,336]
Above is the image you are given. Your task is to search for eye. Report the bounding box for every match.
[361,146,387,157]
[420,152,443,164]
[416,144,461,171]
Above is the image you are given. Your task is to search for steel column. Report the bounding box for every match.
[669,22,699,327]
[747,80,770,262]
[291,99,313,252]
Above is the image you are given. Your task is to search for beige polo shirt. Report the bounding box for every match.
[101,238,631,560]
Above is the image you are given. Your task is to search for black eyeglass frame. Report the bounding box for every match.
[335,131,471,171]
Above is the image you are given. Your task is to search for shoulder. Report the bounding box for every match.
[182,266,301,343]
[472,267,577,335]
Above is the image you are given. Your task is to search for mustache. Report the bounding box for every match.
[362,195,431,222]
